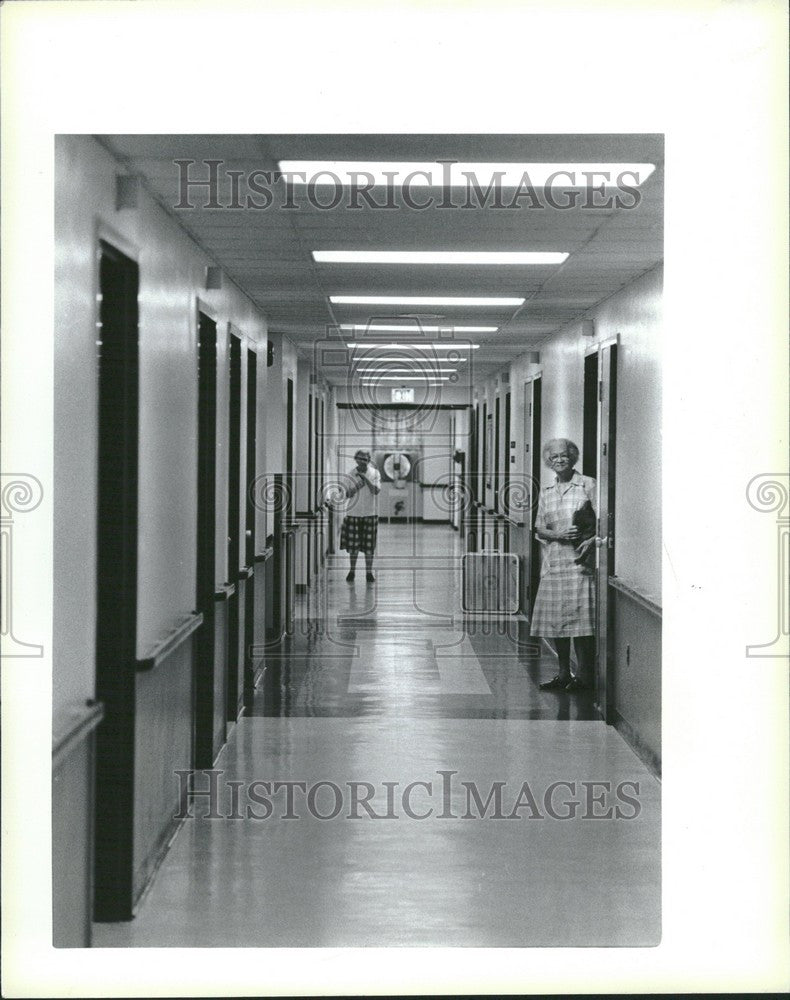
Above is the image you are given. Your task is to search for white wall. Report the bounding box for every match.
[507,264,662,602]
[54,135,269,715]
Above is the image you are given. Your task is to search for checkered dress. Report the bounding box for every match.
[340,515,378,554]
[530,471,597,638]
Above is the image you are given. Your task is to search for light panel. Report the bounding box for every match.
[340,324,496,333]
[314,250,567,265]
[331,296,524,307]
[355,368,458,374]
[349,356,467,362]
[346,342,479,349]
[278,161,656,187]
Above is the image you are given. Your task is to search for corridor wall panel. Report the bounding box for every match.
[54,134,270,929]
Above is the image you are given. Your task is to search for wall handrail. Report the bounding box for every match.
[53,699,105,767]
[136,610,204,672]
[608,575,662,619]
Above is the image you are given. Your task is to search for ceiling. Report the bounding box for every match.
[98,134,663,384]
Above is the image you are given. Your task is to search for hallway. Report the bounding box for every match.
[93,524,660,948]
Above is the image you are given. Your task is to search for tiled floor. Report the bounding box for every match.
[93,523,660,947]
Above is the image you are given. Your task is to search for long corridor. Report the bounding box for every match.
[94,524,660,948]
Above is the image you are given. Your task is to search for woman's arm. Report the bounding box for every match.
[536,525,579,543]
[362,468,381,495]
[534,488,577,543]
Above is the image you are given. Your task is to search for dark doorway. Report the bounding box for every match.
[583,351,599,478]
[596,342,618,721]
[195,309,223,768]
[526,375,542,615]
[482,402,489,502]
[286,377,294,505]
[243,346,258,710]
[226,333,243,723]
[494,395,501,512]
[93,240,140,921]
[504,389,511,516]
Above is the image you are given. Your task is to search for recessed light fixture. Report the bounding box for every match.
[340,324,496,333]
[331,296,524,307]
[356,368,458,374]
[350,356,467,363]
[346,342,479,349]
[315,251,567,265]
[278,161,656,187]
[360,375,452,381]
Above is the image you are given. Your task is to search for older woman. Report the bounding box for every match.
[339,449,381,583]
[531,438,598,692]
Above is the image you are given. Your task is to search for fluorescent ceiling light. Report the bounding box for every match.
[279,161,656,187]
[347,342,479,349]
[331,296,524,307]
[360,376,452,381]
[315,251,567,265]
[356,368,458,373]
[350,356,467,362]
[340,324,496,332]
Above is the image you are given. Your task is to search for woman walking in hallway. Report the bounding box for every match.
[340,449,381,583]
[531,438,598,692]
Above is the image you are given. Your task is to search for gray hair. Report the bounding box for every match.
[542,438,580,468]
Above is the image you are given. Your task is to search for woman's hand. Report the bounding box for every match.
[555,526,580,542]
[575,535,596,557]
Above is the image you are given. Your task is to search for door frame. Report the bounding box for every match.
[588,335,619,722]
[194,298,224,767]
[522,372,543,615]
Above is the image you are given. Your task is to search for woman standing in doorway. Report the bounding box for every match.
[531,438,598,692]
[340,449,381,584]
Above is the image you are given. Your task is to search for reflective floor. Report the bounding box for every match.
[93,524,660,947]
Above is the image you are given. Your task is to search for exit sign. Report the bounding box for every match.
[391,387,414,403]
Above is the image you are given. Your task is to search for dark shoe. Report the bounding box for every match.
[346,571,355,582]
[565,677,588,692]
[539,675,570,690]
[365,572,375,583]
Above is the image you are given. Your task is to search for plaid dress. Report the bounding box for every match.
[339,515,378,554]
[530,471,597,638]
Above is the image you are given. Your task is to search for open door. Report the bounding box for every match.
[195,308,224,767]
[523,374,542,615]
[595,341,618,721]
[93,240,140,921]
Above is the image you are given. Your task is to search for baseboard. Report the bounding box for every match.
[132,810,189,916]
[611,708,662,779]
